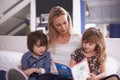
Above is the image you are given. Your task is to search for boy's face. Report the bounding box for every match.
[32,40,46,57]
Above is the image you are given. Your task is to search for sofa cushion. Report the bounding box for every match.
[0,50,24,71]
[106,56,119,76]
[0,50,119,76]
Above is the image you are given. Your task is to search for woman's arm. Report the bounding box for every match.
[18,65,42,77]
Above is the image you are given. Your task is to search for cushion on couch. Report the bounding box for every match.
[0,50,119,76]
[0,50,24,71]
[106,56,119,76]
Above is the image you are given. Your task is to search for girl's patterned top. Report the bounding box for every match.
[71,48,100,75]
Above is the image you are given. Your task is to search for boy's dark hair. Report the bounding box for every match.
[27,31,48,52]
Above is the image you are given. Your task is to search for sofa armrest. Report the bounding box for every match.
[0,50,24,71]
[106,56,120,76]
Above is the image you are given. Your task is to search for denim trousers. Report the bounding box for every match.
[0,70,6,80]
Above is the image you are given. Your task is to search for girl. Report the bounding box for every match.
[70,27,106,80]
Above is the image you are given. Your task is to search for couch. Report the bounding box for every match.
[0,36,120,76]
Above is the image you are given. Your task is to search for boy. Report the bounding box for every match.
[7,31,51,80]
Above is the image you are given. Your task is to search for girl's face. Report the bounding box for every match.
[32,40,46,57]
[53,15,69,35]
[82,41,96,53]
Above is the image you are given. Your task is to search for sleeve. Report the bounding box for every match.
[21,53,29,70]
[44,52,51,73]
[71,51,78,61]
[71,48,84,63]
[39,68,45,74]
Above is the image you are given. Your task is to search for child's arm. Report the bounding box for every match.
[87,61,106,80]
[96,61,106,79]
[69,58,76,67]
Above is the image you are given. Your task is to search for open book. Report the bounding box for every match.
[6,68,28,80]
[55,58,89,80]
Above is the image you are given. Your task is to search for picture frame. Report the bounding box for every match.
[36,27,46,33]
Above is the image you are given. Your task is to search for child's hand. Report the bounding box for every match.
[87,73,97,80]
[24,68,35,77]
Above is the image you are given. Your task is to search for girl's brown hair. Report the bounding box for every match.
[82,27,106,63]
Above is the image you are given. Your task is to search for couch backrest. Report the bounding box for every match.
[0,36,120,62]
[0,36,120,75]
[0,36,27,53]
[105,38,120,62]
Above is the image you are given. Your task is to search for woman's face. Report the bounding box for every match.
[53,15,69,35]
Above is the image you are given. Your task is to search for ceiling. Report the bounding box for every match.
[0,0,30,36]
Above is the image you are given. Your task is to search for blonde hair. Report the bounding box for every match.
[82,27,106,63]
[47,6,74,48]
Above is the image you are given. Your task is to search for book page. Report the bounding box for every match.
[71,58,89,80]
[55,62,72,79]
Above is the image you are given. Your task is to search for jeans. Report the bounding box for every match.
[37,73,72,80]
[0,70,6,80]
[28,77,36,80]
[0,70,37,80]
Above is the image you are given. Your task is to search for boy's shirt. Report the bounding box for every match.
[21,51,51,73]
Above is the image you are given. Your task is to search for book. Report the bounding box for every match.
[55,58,89,80]
[6,68,28,80]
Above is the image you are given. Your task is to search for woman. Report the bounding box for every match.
[38,6,81,80]
[47,6,81,74]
